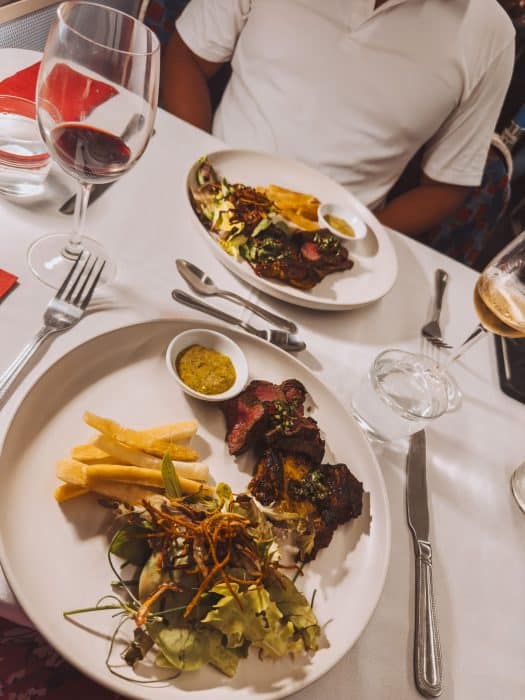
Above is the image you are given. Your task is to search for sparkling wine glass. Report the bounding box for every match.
[29,0,160,287]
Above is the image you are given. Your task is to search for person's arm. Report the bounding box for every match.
[160,0,251,130]
[376,173,470,236]
[160,30,225,132]
[381,29,515,236]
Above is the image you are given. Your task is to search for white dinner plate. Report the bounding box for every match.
[0,319,390,700]
[186,150,398,310]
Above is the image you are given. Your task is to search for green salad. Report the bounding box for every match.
[65,457,320,679]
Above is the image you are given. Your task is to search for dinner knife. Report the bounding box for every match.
[406,429,443,697]
[59,180,113,215]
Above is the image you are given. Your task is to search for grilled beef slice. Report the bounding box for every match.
[244,226,353,290]
[220,379,324,458]
[249,449,363,560]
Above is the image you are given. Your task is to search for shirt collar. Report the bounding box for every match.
[346,0,412,31]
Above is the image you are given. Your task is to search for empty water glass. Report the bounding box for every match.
[351,349,461,441]
[0,94,51,197]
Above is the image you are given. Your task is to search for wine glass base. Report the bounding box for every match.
[511,464,525,515]
[443,373,462,411]
[27,233,115,289]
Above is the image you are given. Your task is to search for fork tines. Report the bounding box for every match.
[56,251,106,308]
[423,333,452,350]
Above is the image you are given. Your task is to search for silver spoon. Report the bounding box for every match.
[176,259,298,333]
[171,289,306,353]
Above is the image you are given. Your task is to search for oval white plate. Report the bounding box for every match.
[0,319,390,700]
[186,150,398,310]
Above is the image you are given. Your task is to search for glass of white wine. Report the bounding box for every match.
[455,231,525,511]
[351,232,525,454]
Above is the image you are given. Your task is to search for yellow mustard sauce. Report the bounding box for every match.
[176,344,236,395]
[325,213,355,238]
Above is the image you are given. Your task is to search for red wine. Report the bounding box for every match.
[51,123,131,181]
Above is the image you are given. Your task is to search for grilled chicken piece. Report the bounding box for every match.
[249,449,363,560]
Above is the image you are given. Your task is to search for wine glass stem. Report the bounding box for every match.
[444,324,487,368]
[63,182,92,260]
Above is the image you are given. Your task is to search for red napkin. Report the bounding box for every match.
[0,269,18,300]
[0,61,41,101]
[0,61,118,120]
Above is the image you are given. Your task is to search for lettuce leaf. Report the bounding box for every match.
[201,583,303,659]
[266,572,320,651]
[152,624,242,677]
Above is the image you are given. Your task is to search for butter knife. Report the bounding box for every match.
[406,430,443,697]
[171,289,306,352]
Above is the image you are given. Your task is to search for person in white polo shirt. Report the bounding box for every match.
[161,0,515,238]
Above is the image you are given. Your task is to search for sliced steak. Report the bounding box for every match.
[249,449,363,561]
[220,379,311,455]
[265,415,325,463]
[220,393,267,455]
[249,448,284,505]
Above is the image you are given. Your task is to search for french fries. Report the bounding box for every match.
[258,184,320,231]
[86,480,161,506]
[54,483,88,503]
[87,435,209,482]
[135,420,198,442]
[83,412,198,461]
[55,412,213,506]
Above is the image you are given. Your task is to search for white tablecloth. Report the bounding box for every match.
[1,105,525,699]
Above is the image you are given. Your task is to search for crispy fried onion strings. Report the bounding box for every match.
[139,500,268,621]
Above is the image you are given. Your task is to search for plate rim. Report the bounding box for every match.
[185,148,399,311]
[0,317,391,699]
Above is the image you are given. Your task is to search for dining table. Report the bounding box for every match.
[1,53,525,700]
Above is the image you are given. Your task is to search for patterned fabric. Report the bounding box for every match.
[144,0,190,45]
[419,145,511,268]
[0,618,124,699]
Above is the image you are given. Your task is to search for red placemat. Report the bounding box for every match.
[0,61,118,120]
[0,269,18,300]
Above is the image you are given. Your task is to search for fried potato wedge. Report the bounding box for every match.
[91,436,208,481]
[57,459,212,497]
[72,437,208,481]
[257,184,321,231]
[56,458,87,486]
[279,209,320,231]
[71,443,125,464]
[85,464,212,495]
[83,412,198,461]
[86,479,161,506]
[54,483,88,503]
[86,464,165,489]
[263,184,319,206]
[93,435,161,469]
[135,420,198,442]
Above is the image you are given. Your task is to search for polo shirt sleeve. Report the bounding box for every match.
[421,41,515,187]
[175,0,252,64]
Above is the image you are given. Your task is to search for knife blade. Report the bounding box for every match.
[59,181,113,215]
[406,430,443,697]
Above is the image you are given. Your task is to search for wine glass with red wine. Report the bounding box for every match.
[29,0,160,287]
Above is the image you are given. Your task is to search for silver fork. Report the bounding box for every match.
[421,269,451,351]
[0,253,105,406]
